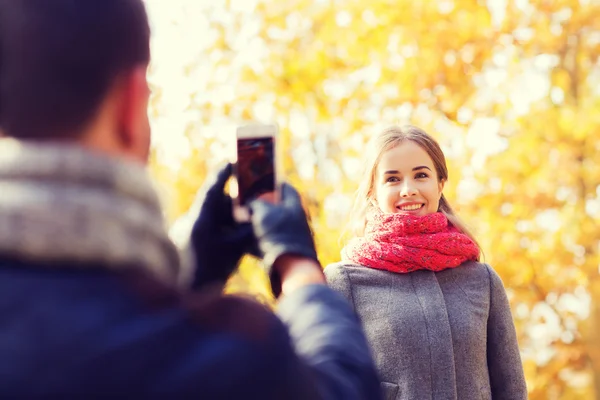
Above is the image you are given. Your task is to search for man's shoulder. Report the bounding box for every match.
[105,268,293,350]
[0,262,300,395]
[183,289,288,345]
[0,257,291,346]
[155,290,306,397]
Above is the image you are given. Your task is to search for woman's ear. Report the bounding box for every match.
[438,179,446,197]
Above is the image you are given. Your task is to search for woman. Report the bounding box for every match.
[324,125,527,400]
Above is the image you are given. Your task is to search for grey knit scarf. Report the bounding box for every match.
[0,138,193,287]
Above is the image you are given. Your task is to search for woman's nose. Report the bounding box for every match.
[400,180,417,197]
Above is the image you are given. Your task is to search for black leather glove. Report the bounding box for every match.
[189,163,259,289]
[249,183,319,296]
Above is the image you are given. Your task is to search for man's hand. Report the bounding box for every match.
[249,183,322,297]
[188,163,258,288]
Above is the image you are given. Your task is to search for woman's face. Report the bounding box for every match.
[373,140,444,216]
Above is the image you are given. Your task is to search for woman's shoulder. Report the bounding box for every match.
[322,262,359,301]
[449,261,509,300]
[324,261,403,287]
[324,261,394,276]
[324,261,356,273]
[456,261,505,282]
[323,262,397,306]
[323,261,357,282]
[453,260,495,276]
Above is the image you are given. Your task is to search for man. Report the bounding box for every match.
[0,0,380,398]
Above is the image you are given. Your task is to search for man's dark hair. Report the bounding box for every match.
[0,0,151,139]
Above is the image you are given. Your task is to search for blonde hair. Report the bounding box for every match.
[345,125,481,260]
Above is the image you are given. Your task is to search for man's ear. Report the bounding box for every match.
[116,66,151,161]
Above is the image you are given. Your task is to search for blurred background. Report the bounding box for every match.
[144,0,600,398]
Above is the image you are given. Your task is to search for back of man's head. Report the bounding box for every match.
[0,0,151,140]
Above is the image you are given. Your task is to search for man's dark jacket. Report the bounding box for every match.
[0,257,381,398]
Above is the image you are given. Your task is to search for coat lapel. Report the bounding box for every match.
[411,270,457,399]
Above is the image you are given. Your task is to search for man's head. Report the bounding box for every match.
[0,0,152,163]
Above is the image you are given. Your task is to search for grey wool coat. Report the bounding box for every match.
[324,261,527,400]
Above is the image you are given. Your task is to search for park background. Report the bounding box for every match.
[144,0,600,398]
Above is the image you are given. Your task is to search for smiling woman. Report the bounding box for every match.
[347,125,478,245]
[325,125,528,400]
[374,141,444,216]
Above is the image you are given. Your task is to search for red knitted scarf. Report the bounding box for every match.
[342,211,479,273]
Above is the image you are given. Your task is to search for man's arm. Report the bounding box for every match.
[277,283,381,399]
[258,256,378,400]
[172,274,379,400]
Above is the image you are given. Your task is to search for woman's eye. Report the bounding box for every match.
[415,172,429,179]
[386,176,399,183]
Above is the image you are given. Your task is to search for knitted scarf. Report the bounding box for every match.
[0,138,193,287]
[342,210,479,273]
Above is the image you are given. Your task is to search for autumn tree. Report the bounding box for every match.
[147,0,600,397]
[469,2,600,398]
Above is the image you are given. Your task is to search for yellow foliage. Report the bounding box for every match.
[149,0,600,397]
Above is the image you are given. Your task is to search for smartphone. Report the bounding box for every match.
[232,124,280,222]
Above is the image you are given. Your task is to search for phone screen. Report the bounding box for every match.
[235,137,275,206]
